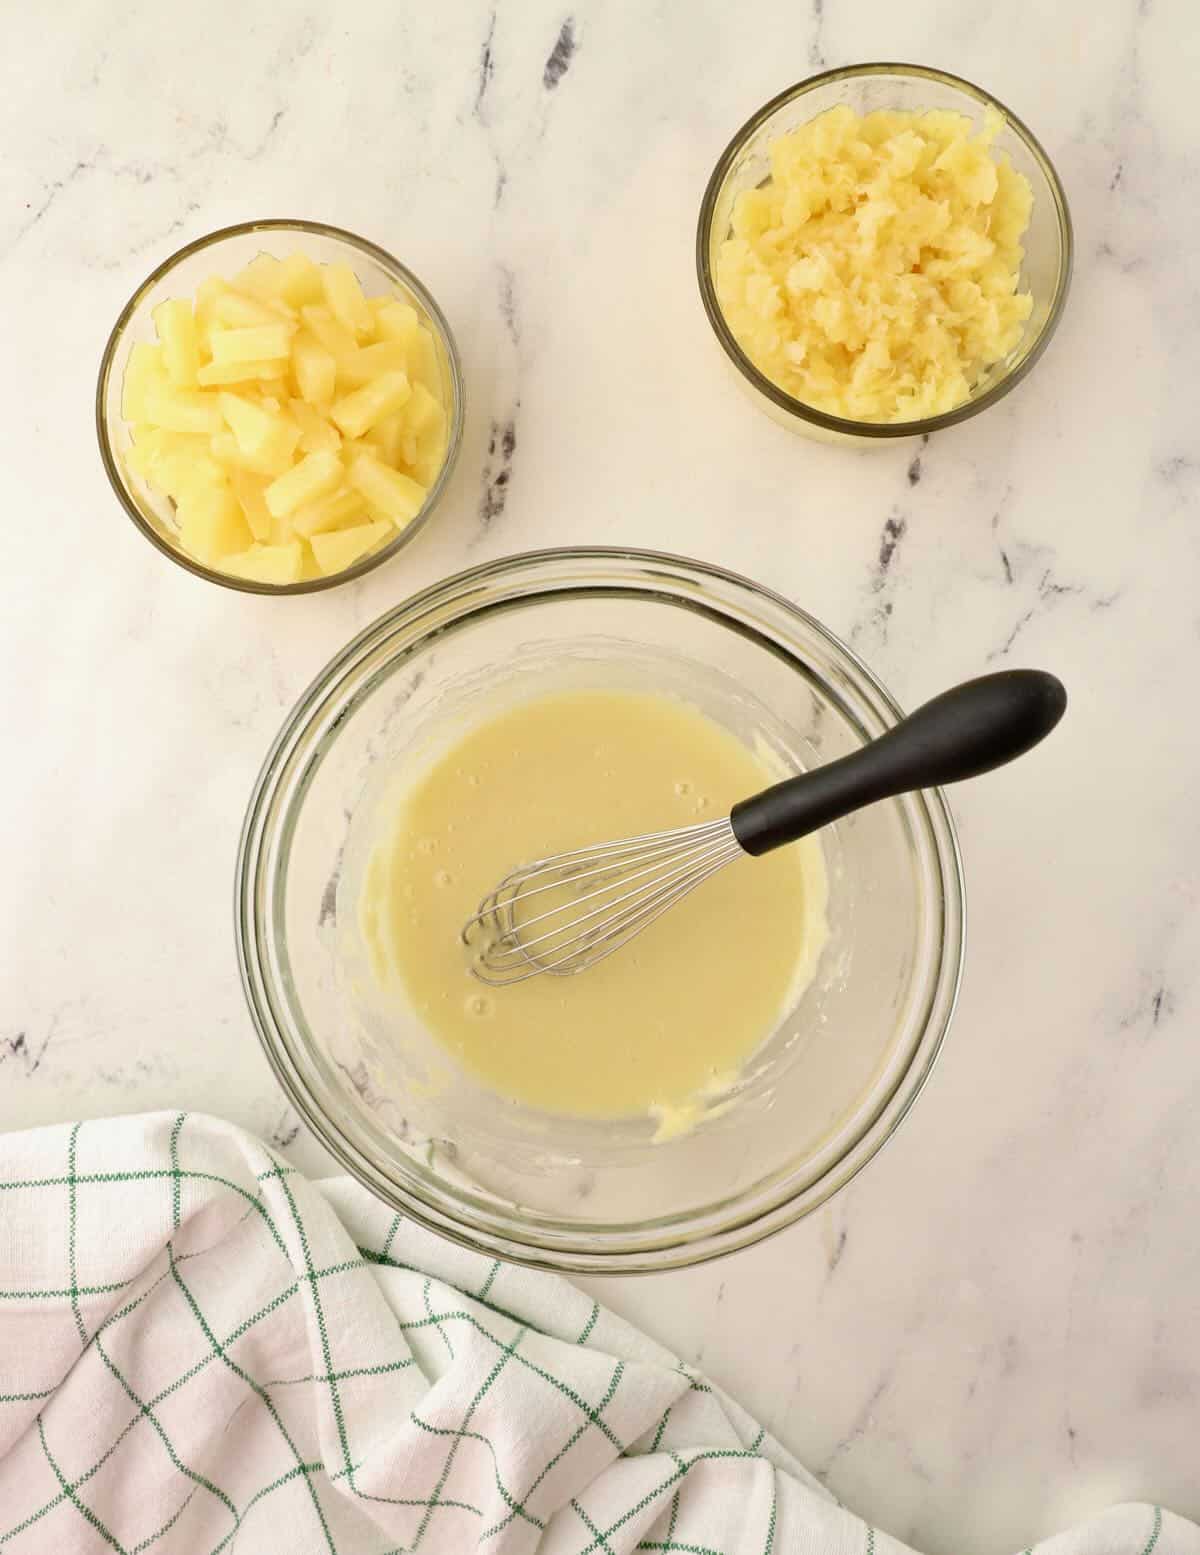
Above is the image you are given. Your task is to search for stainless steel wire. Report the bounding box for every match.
[462,817,745,984]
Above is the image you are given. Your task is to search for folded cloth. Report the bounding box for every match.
[0,1114,1192,1555]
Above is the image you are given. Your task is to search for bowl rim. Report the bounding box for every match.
[696,61,1074,439]
[95,217,465,595]
[236,545,967,1271]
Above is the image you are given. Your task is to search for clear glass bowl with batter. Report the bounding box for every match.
[237,548,965,1271]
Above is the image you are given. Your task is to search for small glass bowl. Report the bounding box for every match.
[697,64,1073,444]
[96,219,465,595]
[237,548,966,1272]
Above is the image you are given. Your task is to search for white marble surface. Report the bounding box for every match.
[2,2,1198,1550]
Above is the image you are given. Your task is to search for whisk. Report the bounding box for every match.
[463,669,1066,985]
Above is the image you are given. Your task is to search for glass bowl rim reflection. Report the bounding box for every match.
[95,217,465,595]
[696,61,1074,440]
[236,546,966,1271]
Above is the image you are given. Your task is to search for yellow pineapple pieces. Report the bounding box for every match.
[322,262,374,337]
[118,251,450,580]
[310,519,393,575]
[300,305,357,363]
[290,486,366,537]
[331,372,411,439]
[177,485,252,566]
[291,333,337,406]
[218,392,300,466]
[347,449,427,524]
[222,541,304,585]
[230,469,273,542]
[365,411,406,467]
[232,254,287,301]
[289,399,341,453]
[154,447,226,502]
[373,301,420,347]
[339,342,408,389]
[264,450,343,519]
[152,300,200,388]
[209,323,294,365]
[121,343,167,422]
[407,328,440,395]
[196,358,286,388]
[399,382,444,465]
[144,386,225,436]
[207,284,282,330]
[210,429,295,479]
[277,253,324,308]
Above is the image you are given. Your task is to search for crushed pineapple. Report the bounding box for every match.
[714,105,1034,422]
[121,251,451,582]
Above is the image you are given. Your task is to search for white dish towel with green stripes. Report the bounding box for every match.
[0,1113,1192,1555]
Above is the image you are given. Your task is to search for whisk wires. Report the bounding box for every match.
[463,817,742,984]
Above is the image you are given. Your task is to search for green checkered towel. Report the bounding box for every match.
[0,1113,1193,1554]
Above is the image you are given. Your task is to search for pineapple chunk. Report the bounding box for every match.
[208,284,283,330]
[310,519,393,575]
[177,485,252,565]
[121,343,167,422]
[290,486,367,537]
[410,427,448,488]
[153,300,200,388]
[407,328,441,395]
[269,512,297,547]
[230,469,273,542]
[264,450,343,519]
[154,448,227,501]
[145,386,225,436]
[404,395,446,469]
[210,430,296,479]
[300,305,357,362]
[209,324,294,365]
[339,342,408,388]
[291,333,337,405]
[127,430,224,501]
[347,450,427,523]
[402,381,442,440]
[373,301,421,347]
[289,399,341,453]
[277,252,325,308]
[222,541,304,585]
[197,358,286,387]
[331,371,411,439]
[193,275,225,320]
[232,254,286,301]
[218,392,300,465]
[129,426,210,466]
[322,262,374,337]
[365,410,405,467]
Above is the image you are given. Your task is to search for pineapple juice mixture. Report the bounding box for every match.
[359,690,828,1129]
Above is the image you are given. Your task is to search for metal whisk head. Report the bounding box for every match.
[463,817,744,985]
[460,670,1070,987]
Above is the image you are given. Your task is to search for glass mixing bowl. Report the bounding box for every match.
[237,549,965,1270]
[697,64,1073,445]
[96,219,464,594]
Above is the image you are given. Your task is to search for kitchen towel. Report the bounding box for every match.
[0,1112,1193,1555]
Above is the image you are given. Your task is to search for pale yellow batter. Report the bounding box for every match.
[360,691,827,1124]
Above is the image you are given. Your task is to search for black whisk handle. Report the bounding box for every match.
[730,670,1067,857]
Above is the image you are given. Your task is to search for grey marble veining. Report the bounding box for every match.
[2,3,1198,1552]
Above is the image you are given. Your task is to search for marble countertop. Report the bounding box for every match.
[3,2,1197,1550]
